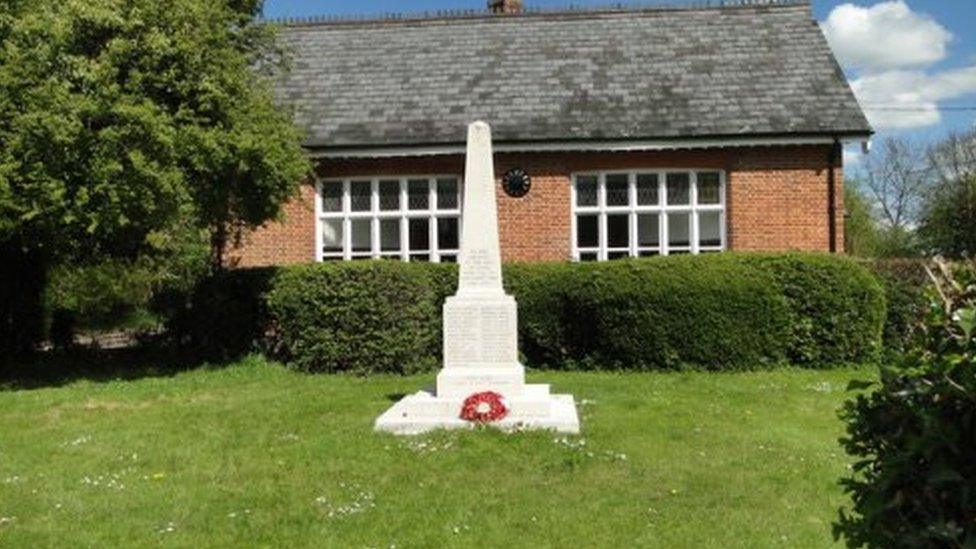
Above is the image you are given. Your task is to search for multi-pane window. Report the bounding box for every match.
[317,176,461,262]
[572,170,725,261]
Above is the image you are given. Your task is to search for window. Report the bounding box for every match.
[317,176,461,262]
[572,170,725,260]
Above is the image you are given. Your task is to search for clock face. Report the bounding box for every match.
[502,168,532,198]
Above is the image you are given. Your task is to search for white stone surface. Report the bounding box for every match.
[374,392,579,436]
[375,121,580,435]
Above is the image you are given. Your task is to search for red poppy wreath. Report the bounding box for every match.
[460,391,509,423]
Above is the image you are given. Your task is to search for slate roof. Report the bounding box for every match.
[274,1,872,150]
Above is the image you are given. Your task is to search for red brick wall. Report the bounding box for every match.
[226,184,317,268]
[230,145,843,266]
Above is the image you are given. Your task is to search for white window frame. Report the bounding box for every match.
[315,175,462,263]
[571,170,727,261]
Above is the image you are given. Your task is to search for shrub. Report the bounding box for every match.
[256,253,881,373]
[505,258,793,370]
[166,267,278,361]
[266,262,441,374]
[836,261,976,548]
[742,254,886,366]
[864,259,931,354]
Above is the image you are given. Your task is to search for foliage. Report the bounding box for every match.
[166,267,277,361]
[503,257,794,370]
[919,176,976,259]
[45,224,210,336]
[0,0,309,258]
[266,262,441,375]
[836,260,976,548]
[872,225,920,259]
[844,180,921,258]
[0,0,309,351]
[845,184,881,257]
[864,259,931,355]
[249,254,882,373]
[740,254,886,366]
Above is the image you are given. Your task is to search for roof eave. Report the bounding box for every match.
[305,131,874,159]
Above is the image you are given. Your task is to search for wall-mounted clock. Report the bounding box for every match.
[502,168,532,198]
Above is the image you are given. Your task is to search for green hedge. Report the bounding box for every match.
[266,262,441,374]
[501,258,794,370]
[253,253,883,374]
[738,254,886,366]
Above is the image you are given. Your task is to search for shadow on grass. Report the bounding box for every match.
[0,344,232,392]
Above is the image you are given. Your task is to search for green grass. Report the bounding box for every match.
[0,357,871,548]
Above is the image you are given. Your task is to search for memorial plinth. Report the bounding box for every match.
[375,121,580,435]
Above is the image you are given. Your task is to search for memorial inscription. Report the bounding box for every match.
[460,249,502,289]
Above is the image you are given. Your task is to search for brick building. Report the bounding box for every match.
[231,0,871,267]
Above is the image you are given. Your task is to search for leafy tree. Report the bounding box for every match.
[0,0,310,351]
[919,130,976,258]
[844,183,880,257]
[919,176,976,259]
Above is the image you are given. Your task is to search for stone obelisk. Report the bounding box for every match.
[437,122,523,399]
[375,121,579,435]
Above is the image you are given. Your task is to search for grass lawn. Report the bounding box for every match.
[0,357,871,548]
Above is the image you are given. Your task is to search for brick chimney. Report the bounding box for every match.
[488,0,523,14]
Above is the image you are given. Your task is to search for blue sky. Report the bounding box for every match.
[263,0,976,151]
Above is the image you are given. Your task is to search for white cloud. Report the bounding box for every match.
[852,65,976,129]
[821,1,952,72]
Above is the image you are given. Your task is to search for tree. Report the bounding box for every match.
[845,178,919,258]
[861,138,930,231]
[844,183,880,257]
[919,176,976,258]
[0,0,310,352]
[919,130,976,258]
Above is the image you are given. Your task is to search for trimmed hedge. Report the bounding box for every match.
[255,253,883,373]
[738,254,886,366]
[266,262,441,374]
[503,258,794,370]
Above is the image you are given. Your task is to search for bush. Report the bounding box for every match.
[266,262,441,374]
[836,261,976,548]
[505,258,793,370]
[864,259,931,355]
[256,253,882,373]
[166,267,278,361]
[739,254,886,366]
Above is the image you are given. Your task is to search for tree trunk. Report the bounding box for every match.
[209,224,228,272]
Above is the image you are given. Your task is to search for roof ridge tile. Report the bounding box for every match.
[265,0,810,28]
